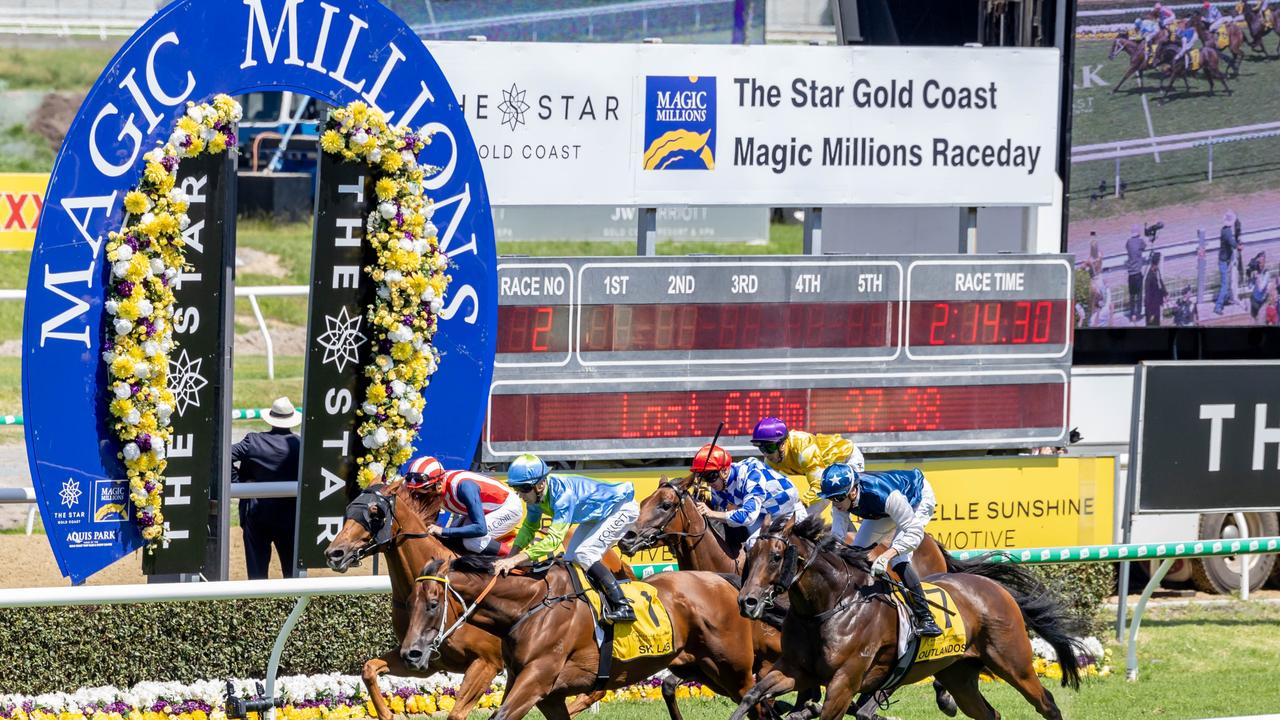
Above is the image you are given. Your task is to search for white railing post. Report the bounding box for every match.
[248,293,275,381]
[1233,511,1250,600]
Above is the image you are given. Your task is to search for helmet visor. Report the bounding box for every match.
[752,440,781,454]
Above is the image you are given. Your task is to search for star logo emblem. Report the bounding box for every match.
[59,478,82,508]
[497,83,530,132]
[168,349,208,417]
[316,306,367,373]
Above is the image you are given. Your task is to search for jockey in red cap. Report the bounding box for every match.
[404,456,523,555]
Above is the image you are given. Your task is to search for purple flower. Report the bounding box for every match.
[116,280,135,297]
[160,155,178,172]
[125,235,139,251]
[130,383,142,396]
[136,434,152,452]
[375,413,387,422]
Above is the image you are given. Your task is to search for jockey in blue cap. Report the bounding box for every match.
[496,453,639,623]
[819,463,942,637]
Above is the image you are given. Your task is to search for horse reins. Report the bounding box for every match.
[414,572,503,658]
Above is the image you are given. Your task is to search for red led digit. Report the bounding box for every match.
[929,302,948,345]
[962,303,979,344]
[1033,301,1053,343]
[981,302,1001,344]
[1011,301,1031,344]
[530,307,553,352]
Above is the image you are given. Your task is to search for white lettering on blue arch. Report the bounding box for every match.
[23,0,496,583]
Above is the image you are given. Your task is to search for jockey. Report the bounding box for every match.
[1153,1,1176,25]
[1174,20,1199,67]
[404,456,523,555]
[496,454,639,623]
[750,416,865,510]
[1203,1,1228,30]
[1135,16,1161,43]
[818,463,942,637]
[691,443,808,548]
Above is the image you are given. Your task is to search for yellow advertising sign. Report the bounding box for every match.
[590,456,1114,572]
[0,173,48,251]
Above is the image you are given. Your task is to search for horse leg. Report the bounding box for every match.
[491,666,555,720]
[935,663,1000,720]
[659,674,689,720]
[360,652,405,720]
[448,657,503,720]
[817,667,864,720]
[934,678,960,716]
[535,696,572,720]
[564,691,606,717]
[728,666,799,720]
[978,647,1064,720]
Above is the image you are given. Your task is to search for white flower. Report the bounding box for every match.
[231,104,243,121]
[140,212,156,227]
[133,361,151,380]
[101,350,117,364]
[168,129,189,149]
[362,402,378,415]
[136,298,154,317]
[351,129,370,146]
[112,260,131,278]
[142,340,161,357]
[369,148,383,163]
[151,438,166,459]
[186,105,205,123]
[124,409,141,426]
[116,244,134,261]
[421,286,436,302]
[379,202,397,219]
[385,269,403,284]
[168,188,188,204]
[367,461,385,479]
[402,407,422,424]
[430,297,444,313]
[425,221,438,238]
[156,403,173,421]
[377,285,391,300]
[179,213,190,231]
[164,267,178,280]
[114,318,134,336]
[144,147,165,163]
[201,127,217,142]
[413,239,429,255]
[401,149,415,164]
[149,258,165,276]
[398,238,414,252]
[105,300,120,316]
[113,383,132,400]
[390,380,407,397]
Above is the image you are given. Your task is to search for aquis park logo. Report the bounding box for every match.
[643,75,716,170]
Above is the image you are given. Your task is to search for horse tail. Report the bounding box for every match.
[942,550,1089,689]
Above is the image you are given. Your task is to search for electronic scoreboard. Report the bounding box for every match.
[485,255,1072,461]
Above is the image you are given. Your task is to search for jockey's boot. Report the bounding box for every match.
[896,561,943,638]
[587,561,636,624]
[478,539,502,556]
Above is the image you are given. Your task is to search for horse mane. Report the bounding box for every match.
[817,535,873,573]
[417,557,445,577]
[450,553,497,575]
[792,513,828,542]
[395,480,443,525]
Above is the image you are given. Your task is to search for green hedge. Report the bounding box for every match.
[1031,562,1117,635]
[0,595,397,695]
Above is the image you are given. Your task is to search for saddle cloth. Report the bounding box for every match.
[1189,48,1203,71]
[1217,25,1231,48]
[569,564,675,661]
[891,581,968,664]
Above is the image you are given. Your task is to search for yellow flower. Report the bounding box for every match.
[209,134,227,154]
[124,191,150,215]
[321,130,345,154]
[381,151,403,173]
[144,161,169,186]
[375,177,397,200]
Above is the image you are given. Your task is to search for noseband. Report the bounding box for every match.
[752,533,821,609]
[344,485,433,561]
[631,481,708,549]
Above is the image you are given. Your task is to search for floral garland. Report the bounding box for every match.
[318,102,448,487]
[100,95,242,545]
[0,673,720,720]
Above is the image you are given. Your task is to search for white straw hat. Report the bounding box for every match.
[264,396,301,429]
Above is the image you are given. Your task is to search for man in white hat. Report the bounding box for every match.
[231,396,301,579]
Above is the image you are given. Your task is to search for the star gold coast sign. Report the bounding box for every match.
[22,0,495,583]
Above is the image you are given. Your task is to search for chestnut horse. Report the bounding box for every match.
[1153,40,1231,96]
[1190,11,1245,75]
[731,516,1086,720]
[401,555,779,720]
[618,474,966,718]
[324,483,623,720]
[1109,31,1168,93]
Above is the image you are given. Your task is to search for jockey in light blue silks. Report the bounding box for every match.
[818,463,943,637]
[495,453,639,623]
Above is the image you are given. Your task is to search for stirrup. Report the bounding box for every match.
[914,616,943,637]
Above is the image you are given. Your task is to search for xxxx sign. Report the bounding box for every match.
[0,173,47,250]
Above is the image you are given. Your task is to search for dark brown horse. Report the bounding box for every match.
[325,482,634,720]
[401,555,779,720]
[1153,39,1231,95]
[1109,32,1164,93]
[731,516,1087,720]
[1239,1,1279,56]
[1190,11,1245,74]
[616,474,960,718]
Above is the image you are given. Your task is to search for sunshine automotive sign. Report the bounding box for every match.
[428,41,1061,207]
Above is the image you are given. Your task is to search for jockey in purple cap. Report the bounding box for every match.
[750,416,865,511]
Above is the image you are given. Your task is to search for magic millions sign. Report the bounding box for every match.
[22,0,496,583]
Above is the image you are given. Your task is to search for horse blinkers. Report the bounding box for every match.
[776,543,799,592]
[345,487,398,555]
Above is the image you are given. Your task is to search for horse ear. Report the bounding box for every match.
[782,516,796,535]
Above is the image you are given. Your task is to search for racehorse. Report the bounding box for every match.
[1189,11,1245,75]
[730,515,1087,720]
[1108,32,1164,93]
[1239,1,1279,56]
[615,474,960,719]
[324,482,614,720]
[400,555,780,720]
[1153,40,1231,96]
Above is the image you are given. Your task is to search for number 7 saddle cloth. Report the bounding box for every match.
[567,563,675,661]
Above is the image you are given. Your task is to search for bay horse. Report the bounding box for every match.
[401,555,779,720]
[1108,32,1163,93]
[323,482,623,720]
[1153,40,1231,95]
[730,515,1087,720]
[1239,1,1279,56]
[1189,11,1245,75]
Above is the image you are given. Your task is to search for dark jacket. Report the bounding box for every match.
[232,427,300,520]
[1220,224,1239,262]
[1145,268,1167,320]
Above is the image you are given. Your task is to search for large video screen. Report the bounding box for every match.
[1067,0,1280,329]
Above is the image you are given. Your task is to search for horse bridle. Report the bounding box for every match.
[413,571,499,662]
[345,485,432,562]
[629,480,709,550]
[751,532,822,609]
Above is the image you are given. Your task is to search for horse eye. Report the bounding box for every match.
[770,552,782,563]
[659,501,672,510]
[429,598,439,610]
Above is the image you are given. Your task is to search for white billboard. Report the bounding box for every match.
[427,41,1062,207]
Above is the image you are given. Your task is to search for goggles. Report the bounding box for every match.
[827,493,849,504]
[752,440,781,454]
[695,470,723,484]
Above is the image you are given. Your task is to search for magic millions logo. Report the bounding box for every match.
[643,76,715,171]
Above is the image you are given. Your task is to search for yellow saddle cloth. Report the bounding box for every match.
[1189,48,1203,71]
[892,581,968,664]
[571,564,675,660]
[1216,25,1231,48]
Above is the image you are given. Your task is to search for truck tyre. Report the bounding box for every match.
[1190,513,1278,594]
